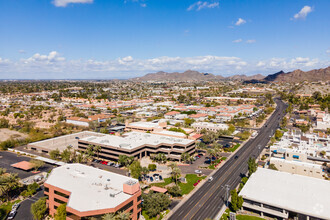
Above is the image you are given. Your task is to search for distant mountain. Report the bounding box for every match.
[263,66,330,83]
[227,74,265,81]
[131,70,263,82]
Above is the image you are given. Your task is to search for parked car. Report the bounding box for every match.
[7,210,16,220]
[155,176,159,181]
[159,175,163,181]
[149,177,154,182]
[195,170,202,174]
[11,203,20,211]
[204,160,211,164]
[107,162,114,166]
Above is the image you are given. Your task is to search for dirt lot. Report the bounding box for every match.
[0,128,28,142]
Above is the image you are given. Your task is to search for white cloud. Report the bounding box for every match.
[232,39,242,43]
[52,0,93,7]
[140,3,147,7]
[326,49,330,54]
[292,6,313,20]
[235,18,246,26]
[246,39,256,44]
[18,50,26,54]
[1,52,329,79]
[187,1,219,11]
[23,51,65,63]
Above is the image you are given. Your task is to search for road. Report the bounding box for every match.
[14,187,45,220]
[168,99,287,220]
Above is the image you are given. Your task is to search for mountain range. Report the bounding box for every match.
[130,66,330,83]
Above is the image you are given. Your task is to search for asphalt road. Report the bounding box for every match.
[168,99,287,220]
[14,187,45,220]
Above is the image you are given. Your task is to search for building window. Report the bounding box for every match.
[137,196,141,201]
[44,187,49,192]
[54,198,66,204]
[54,190,69,199]
[118,201,133,213]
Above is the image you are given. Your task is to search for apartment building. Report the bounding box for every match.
[239,168,330,220]
[78,132,195,161]
[44,164,141,220]
[192,122,229,132]
[66,114,114,127]
[125,121,167,132]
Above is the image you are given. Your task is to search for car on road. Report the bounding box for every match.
[195,170,202,174]
[208,176,213,182]
[7,210,16,220]
[234,155,239,159]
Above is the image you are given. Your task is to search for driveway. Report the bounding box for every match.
[14,187,45,220]
[0,151,53,179]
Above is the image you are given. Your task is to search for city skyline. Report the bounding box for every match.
[0,0,330,79]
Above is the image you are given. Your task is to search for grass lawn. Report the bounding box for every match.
[236,215,265,220]
[178,174,206,195]
[150,177,173,188]
[229,144,241,152]
[142,209,169,220]
[0,200,21,220]
[220,209,265,220]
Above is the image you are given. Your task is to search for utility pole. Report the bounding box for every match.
[222,185,231,207]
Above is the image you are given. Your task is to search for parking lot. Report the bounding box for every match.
[179,154,213,176]
[0,151,53,179]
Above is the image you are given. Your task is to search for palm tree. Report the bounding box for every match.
[94,145,102,159]
[102,213,116,220]
[87,144,95,157]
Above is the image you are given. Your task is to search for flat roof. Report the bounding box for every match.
[45,164,139,212]
[11,161,34,171]
[80,132,194,150]
[270,157,322,169]
[239,168,330,219]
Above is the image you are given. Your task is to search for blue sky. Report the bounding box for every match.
[0,0,329,79]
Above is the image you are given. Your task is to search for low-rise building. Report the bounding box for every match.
[192,122,229,132]
[66,114,114,127]
[239,168,330,219]
[44,164,141,220]
[78,131,195,161]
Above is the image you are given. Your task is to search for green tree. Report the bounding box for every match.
[142,192,171,218]
[61,149,72,163]
[230,189,243,212]
[55,203,67,220]
[50,149,61,160]
[268,163,278,170]
[129,161,142,179]
[248,157,257,177]
[29,159,45,172]
[167,185,182,197]
[148,164,157,171]
[31,197,47,220]
[228,124,235,134]
[274,129,283,140]
[181,152,190,163]
[94,145,102,159]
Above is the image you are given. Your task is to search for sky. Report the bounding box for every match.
[0,0,330,79]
